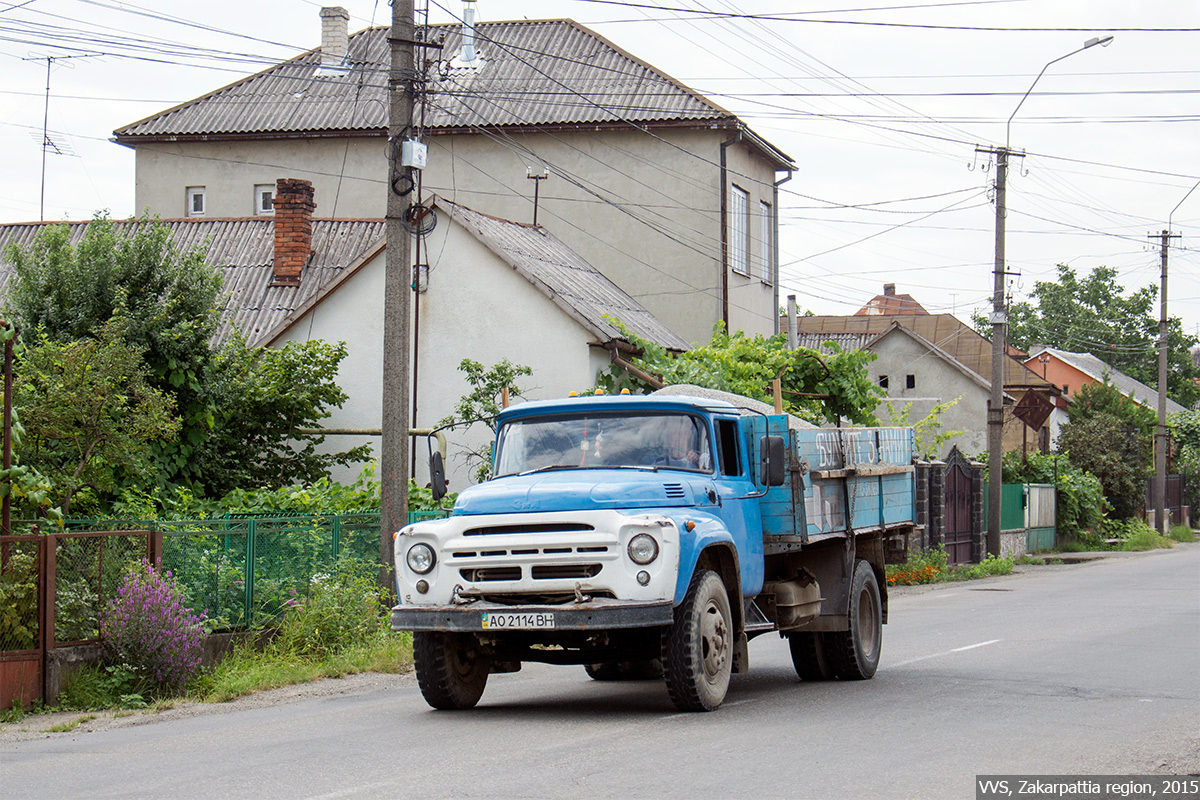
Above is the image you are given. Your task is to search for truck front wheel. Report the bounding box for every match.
[663,569,733,711]
[826,559,882,680]
[413,631,489,709]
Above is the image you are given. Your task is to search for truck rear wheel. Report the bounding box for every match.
[826,560,882,680]
[663,569,733,711]
[413,631,489,709]
[787,632,834,681]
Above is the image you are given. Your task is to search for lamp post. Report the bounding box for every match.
[981,35,1113,558]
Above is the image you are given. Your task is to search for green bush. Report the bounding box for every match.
[1000,452,1105,543]
[0,550,38,650]
[271,557,387,659]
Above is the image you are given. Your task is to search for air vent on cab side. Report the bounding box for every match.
[663,483,686,498]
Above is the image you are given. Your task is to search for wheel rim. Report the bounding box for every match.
[700,598,730,682]
[857,586,880,658]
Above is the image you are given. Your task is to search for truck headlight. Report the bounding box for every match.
[406,543,436,574]
[627,533,659,565]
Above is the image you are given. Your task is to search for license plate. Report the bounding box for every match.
[481,611,555,630]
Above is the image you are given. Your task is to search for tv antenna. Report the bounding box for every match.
[22,52,101,220]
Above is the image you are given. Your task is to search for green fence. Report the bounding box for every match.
[57,512,461,629]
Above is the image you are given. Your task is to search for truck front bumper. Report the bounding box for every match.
[391,598,675,632]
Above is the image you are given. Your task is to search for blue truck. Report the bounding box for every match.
[391,388,916,712]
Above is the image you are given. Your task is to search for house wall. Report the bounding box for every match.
[413,212,612,492]
[273,217,611,492]
[132,137,385,219]
[129,126,783,343]
[1025,356,1090,398]
[866,332,990,459]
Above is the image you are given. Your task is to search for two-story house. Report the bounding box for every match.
[112,7,794,344]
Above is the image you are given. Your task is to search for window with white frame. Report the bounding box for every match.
[758,200,773,284]
[186,186,206,217]
[255,184,275,215]
[729,185,750,276]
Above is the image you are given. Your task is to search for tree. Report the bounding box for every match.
[973,264,1199,407]
[597,321,883,426]
[4,215,367,502]
[197,336,372,494]
[438,359,533,483]
[14,321,179,515]
[1054,380,1156,520]
[4,215,223,487]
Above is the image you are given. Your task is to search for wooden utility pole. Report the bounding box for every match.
[381,0,415,592]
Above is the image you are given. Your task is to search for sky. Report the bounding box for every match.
[3,0,1200,344]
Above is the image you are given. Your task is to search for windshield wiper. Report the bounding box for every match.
[515,464,659,477]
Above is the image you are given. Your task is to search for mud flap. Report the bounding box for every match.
[732,631,749,674]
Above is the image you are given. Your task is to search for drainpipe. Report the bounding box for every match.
[719,130,743,329]
[773,169,792,335]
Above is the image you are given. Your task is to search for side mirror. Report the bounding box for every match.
[429,451,447,502]
[760,435,786,487]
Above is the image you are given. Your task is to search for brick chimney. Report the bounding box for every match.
[320,7,350,66]
[883,283,896,296]
[272,179,316,287]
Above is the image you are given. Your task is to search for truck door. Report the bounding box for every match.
[712,417,764,597]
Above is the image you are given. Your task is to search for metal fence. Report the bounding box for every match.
[63,513,386,629]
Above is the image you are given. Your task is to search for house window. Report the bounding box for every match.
[186,186,206,217]
[879,375,889,389]
[729,185,750,276]
[255,184,275,215]
[758,200,773,284]
[906,374,915,390]
[1063,384,1069,394]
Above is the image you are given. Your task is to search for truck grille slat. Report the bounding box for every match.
[463,523,595,536]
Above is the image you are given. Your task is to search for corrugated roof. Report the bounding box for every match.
[433,196,689,352]
[1028,346,1187,414]
[795,313,1055,391]
[114,20,746,142]
[0,218,386,346]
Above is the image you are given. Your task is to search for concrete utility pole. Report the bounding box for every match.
[381,0,415,592]
[1153,230,1175,533]
[978,35,1112,558]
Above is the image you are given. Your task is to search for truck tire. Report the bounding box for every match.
[585,659,663,681]
[663,569,733,711]
[826,560,882,680]
[787,632,834,681]
[413,631,489,709]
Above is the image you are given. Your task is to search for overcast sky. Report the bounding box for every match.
[3,0,1199,345]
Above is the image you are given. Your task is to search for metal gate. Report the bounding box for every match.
[944,459,974,565]
[0,535,45,710]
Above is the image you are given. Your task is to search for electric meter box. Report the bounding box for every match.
[401,140,428,169]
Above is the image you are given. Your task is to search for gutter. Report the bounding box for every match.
[719,131,744,328]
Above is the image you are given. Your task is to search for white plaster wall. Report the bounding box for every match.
[867,332,990,459]
[272,213,613,492]
[130,126,784,343]
[414,214,611,493]
[273,250,387,485]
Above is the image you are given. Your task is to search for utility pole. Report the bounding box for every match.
[1152,229,1179,533]
[381,0,416,592]
[976,144,1013,559]
[976,35,1112,558]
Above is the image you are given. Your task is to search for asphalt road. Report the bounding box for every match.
[3,545,1197,800]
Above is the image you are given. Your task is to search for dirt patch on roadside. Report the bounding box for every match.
[0,670,413,744]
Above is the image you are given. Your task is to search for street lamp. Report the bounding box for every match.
[983,35,1114,558]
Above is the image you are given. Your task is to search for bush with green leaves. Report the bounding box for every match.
[272,557,387,659]
[100,560,206,693]
[0,550,38,650]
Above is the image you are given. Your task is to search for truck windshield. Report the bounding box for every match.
[494,413,712,477]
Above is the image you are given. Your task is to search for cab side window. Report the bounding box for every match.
[715,419,741,476]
